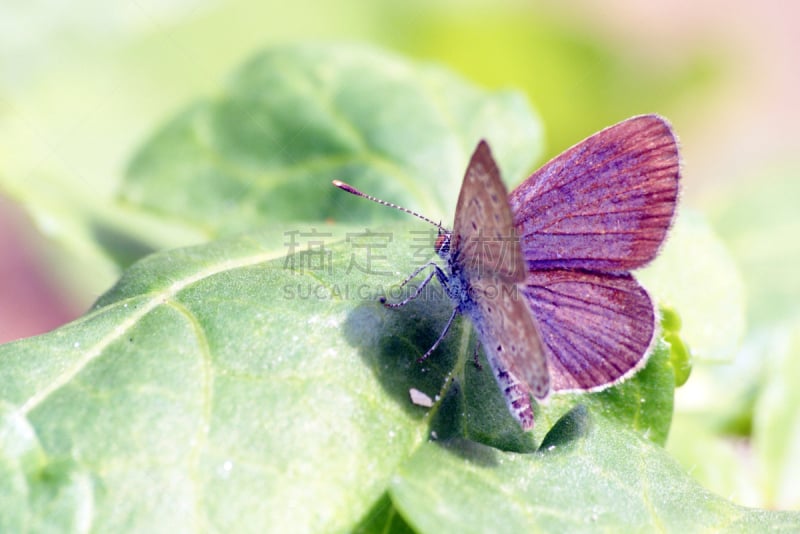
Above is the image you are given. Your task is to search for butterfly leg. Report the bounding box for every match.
[379,262,456,363]
[396,261,441,290]
[416,306,459,363]
[380,262,447,308]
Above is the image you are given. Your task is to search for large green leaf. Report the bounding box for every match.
[0,230,432,531]
[390,414,800,533]
[0,228,792,531]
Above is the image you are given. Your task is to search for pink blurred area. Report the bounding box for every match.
[553,0,800,200]
[0,195,81,343]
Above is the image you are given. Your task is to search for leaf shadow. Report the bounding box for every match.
[538,404,592,453]
[342,286,539,452]
[342,289,461,423]
[91,221,158,269]
[435,437,503,468]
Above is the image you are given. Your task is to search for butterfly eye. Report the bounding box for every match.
[435,232,451,256]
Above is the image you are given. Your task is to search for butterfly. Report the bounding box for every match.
[334,114,680,430]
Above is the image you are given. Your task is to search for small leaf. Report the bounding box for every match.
[539,404,592,450]
[353,493,416,534]
[661,307,692,387]
[532,340,675,447]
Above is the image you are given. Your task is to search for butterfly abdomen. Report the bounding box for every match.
[485,351,535,430]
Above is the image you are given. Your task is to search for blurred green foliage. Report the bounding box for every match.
[379,5,720,158]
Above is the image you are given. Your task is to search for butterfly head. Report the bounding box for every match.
[434,228,452,259]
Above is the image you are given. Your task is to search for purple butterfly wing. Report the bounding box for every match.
[451,140,526,282]
[522,269,656,391]
[510,115,680,272]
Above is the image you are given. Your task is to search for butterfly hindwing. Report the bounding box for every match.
[472,277,550,397]
[522,268,656,391]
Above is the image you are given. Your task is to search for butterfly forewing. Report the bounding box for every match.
[451,141,526,283]
[452,141,551,426]
[510,115,680,272]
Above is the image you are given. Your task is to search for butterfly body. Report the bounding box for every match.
[433,141,550,430]
[426,246,538,429]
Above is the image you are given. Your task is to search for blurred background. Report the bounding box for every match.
[1,0,798,510]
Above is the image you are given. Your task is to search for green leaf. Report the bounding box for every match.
[753,314,800,509]
[122,44,543,240]
[0,230,436,531]
[390,414,800,533]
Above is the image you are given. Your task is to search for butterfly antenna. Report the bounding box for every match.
[332,180,441,228]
